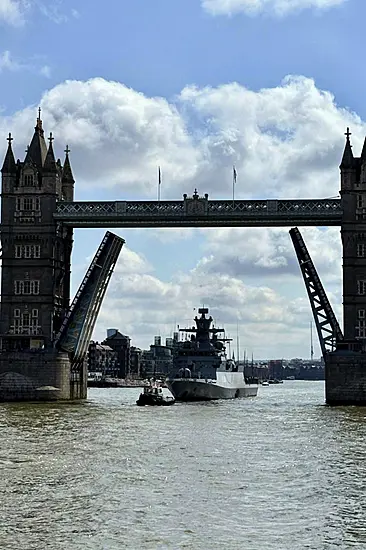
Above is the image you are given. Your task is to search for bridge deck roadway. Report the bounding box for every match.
[54,198,342,228]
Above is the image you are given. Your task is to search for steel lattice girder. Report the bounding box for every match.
[54,231,124,363]
[289,227,343,357]
[54,198,342,227]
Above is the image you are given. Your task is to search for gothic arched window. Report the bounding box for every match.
[23,173,34,187]
[22,312,30,327]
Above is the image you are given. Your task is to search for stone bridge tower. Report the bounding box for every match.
[326,129,366,404]
[340,128,366,343]
[0,111,79,400]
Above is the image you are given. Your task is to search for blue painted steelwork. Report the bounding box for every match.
[54,231,124,364]
[290,227,344,357]
[54,195,342,228]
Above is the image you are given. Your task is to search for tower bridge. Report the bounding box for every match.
[0,115,365,404]
[54,196,342,228]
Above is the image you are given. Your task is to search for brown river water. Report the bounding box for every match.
[1,381,366,549]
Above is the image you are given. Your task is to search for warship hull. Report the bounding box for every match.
[166,376,258,402]
[168,306,258,403]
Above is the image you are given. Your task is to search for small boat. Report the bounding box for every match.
[136,380,175,406]
[261,381,270,386]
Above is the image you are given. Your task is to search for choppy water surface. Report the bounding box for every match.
[1,381,366,549]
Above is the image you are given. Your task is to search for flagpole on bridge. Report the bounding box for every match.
[158,166,161,202]
[232,165,237,207]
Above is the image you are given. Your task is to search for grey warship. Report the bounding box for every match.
[166,308,258,401]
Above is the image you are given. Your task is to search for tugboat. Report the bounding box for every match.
[136,380,175,406]
[166,308,258,401]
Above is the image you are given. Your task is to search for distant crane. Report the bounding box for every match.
[310,320,314,362]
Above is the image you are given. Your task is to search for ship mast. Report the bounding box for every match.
[178,308,230,341]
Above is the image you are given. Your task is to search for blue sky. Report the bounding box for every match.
[0,0,364,358]
[1,0,364,112]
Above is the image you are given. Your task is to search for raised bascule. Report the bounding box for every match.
[0,113,124,401]
[0,115,365,404]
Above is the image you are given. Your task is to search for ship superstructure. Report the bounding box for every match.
[166,308,258,401]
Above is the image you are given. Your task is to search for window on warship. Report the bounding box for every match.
[358,309,365,319]
[24,174,34,187]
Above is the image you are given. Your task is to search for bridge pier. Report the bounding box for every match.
[325,351,366,405]
[325,130,366,404]
[2,114,366,404]
[0,350,87,402]
[0,114,124,402]
[0,114,79,401]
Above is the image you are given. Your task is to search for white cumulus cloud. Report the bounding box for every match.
[0,0,79,26]
[202,0,346,17]
[1,75,363,200]
[0,50,21,72]
[0,75,360,357]
[91,248,331,358]
[0,50,51,77]
[0,0,26,26]
[197,226,341,282]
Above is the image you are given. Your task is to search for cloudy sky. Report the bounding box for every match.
[1,0,365,359]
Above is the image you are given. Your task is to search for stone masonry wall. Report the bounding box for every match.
[0,350,86,401]
[326,352,366,405]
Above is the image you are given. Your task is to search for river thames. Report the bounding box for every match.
[1,381,366,549]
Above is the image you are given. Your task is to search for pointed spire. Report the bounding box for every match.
[361,137,366,164]
[36,107,44,136]
[43,132,57,173]
[62,144,75,183]
[24,108,48,169]
[1,133,17,174]
[340,127,355,169]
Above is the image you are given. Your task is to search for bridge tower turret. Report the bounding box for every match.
[340,129,366,343]
[61,145,74,201]
[0,111,73,354]
[324,129,366,404]
[0,112,122,402]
